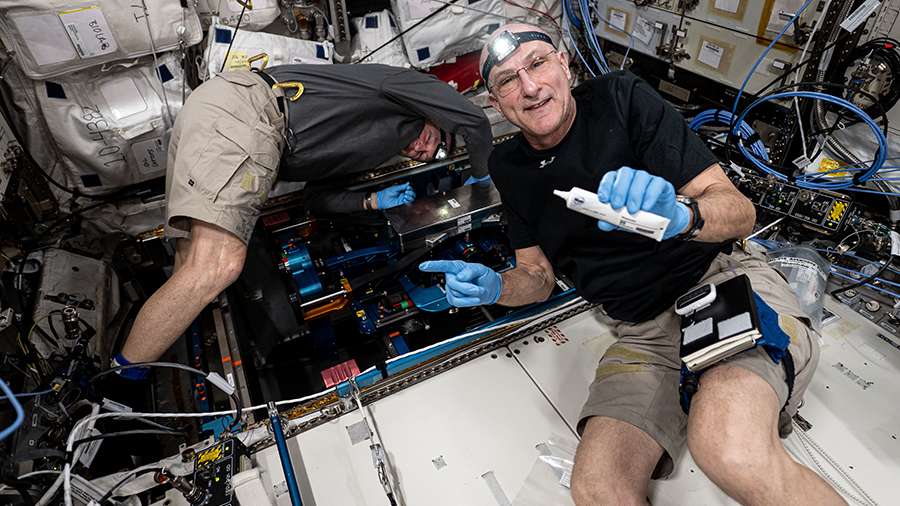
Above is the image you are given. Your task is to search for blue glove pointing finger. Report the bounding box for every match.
[418,260,502,307]
[376,183,416,209]
[596,166,690,240]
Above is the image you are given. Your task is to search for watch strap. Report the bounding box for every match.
[676,196,704,241]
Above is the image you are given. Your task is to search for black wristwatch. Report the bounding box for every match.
[675,195,704,241]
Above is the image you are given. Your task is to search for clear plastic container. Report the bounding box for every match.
[766,245,831,330]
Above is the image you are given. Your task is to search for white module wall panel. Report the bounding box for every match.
[255,350,576,506]
[596,0,684,60]
[685,0,810,41]
[677,17,800,89]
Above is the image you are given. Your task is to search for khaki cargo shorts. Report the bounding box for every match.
[577,243,820,478]
[165,70,287,244]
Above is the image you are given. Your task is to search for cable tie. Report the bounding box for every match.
[65,451,74,465]
[744,132,761,145]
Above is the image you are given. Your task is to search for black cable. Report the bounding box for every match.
[0,449,67,506]
[89,361,207,383]
[354,0,462,64]
[220,6,247,74]
[47,312,61,343]
[830,254,893,299]
[826,37,900,118]
[720,31,853,167]
[11,190,140,350]
[98,467,162,506]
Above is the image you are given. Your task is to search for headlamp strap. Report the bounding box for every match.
[482,31,555,83]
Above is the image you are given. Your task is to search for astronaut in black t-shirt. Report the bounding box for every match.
[419,23,838,506]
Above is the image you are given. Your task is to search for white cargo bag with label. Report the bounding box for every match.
[194,0,281,32]
[9,52,189,195]
[350,9,410,67]
[389,0,505,69]
[204,24,334,79]
[0,0,203,79]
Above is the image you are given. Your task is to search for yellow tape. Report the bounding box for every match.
[595,364,645,379]
[601,346,652,363]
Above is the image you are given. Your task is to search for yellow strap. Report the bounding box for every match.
[601,346,653,363]
[595,364,645,379]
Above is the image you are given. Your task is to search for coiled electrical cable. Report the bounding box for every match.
[690,110,770,162]
[732,84,888,189]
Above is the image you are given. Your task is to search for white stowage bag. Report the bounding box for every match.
[0,0,203,79]
[350,9,410,67]
[389,0,505,69]
[7,51,189,195]
[194,0,281,32]
[204,24,334,79]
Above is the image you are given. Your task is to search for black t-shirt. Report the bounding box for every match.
[490,71,730,323]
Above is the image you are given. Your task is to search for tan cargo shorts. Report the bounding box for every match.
[577,244,820,478]
[165,70,287,244]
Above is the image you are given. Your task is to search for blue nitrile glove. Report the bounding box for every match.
[419,260,502,307]
[596,166,691,240]
[376,183,416,209]
[464,174,492,185]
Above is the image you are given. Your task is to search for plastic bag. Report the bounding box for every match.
[766,245,831,330]
[512,433,578,506]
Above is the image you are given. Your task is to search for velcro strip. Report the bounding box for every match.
[595,364,645,379]
[779,315,800,345]
[601,346,652,363]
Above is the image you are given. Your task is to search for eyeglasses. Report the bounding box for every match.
[488,51,558,98]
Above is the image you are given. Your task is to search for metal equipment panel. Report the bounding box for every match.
[383,182,502,252]
[595,0,683,60]
[254,350,576,506]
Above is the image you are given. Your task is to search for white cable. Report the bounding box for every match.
[746,217,786,240]
[791,419,880,506]
[138,0,173,134]
[792,0,832,160]
[37,403,100,506]
[0,470,61,493]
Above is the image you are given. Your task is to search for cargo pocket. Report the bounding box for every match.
[188,115,280,205]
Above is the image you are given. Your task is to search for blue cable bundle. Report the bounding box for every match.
[735,91,888,190]
[690,109,770,162]
[0,376,25,442]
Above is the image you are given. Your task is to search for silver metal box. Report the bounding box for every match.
[383,182,503,251]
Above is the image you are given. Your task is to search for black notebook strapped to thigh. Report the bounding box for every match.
[679,274,761,372]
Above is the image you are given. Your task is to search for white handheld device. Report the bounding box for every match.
[553,187,670,242]
[674,283,717,316]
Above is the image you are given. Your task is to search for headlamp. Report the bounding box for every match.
[482,30,555,84]
[433,129,449,160]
